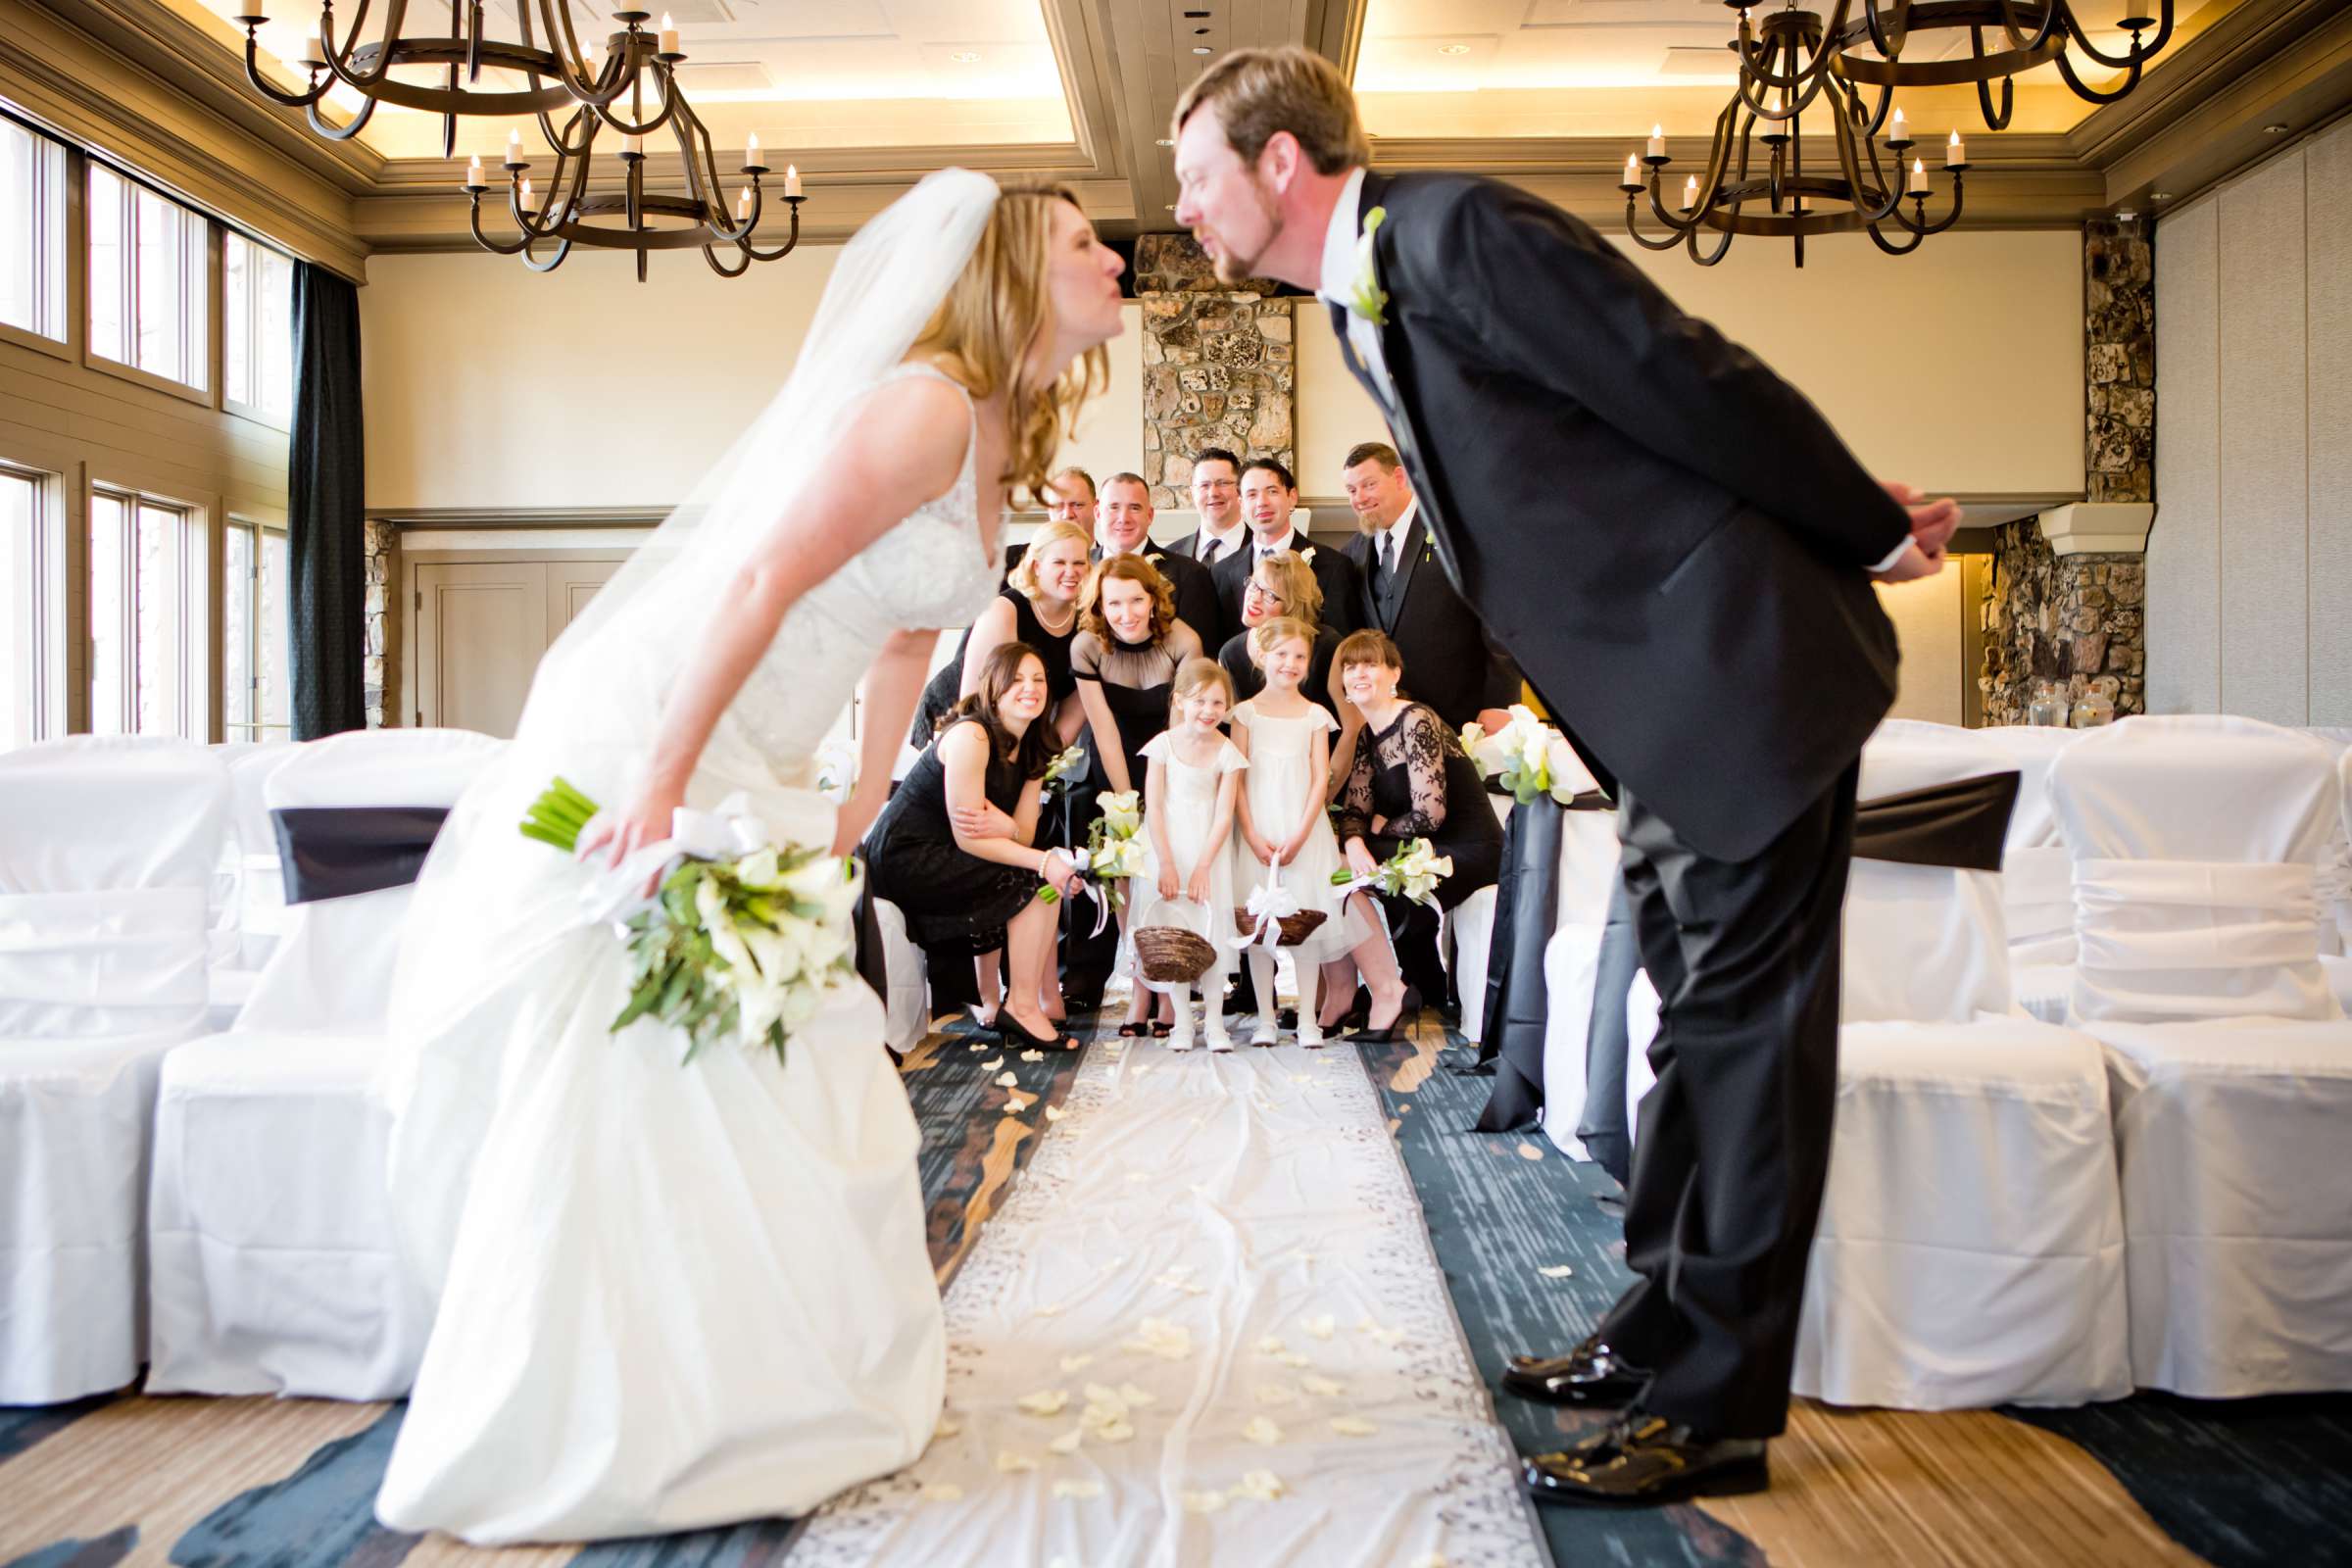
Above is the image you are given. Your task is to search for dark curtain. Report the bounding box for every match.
[288,262,367,739]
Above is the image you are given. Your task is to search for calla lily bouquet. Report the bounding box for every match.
[1333,835,1454,907]
[1040,743,1086,801]
[519,777,858,1065]
[1459,706,1596,807]
[1038,787,1144,917]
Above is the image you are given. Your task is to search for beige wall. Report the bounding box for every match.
[2149,115,2352,725]
[362,251,1141,513]
[1296,227,2085,498]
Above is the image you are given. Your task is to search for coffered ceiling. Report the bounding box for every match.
[7,0,2350,277]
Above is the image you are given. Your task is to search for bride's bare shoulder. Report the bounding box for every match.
[836,367,974,496]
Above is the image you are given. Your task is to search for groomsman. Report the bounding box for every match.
[1339,441,1520,733]
[1209,457,1362,645]
[1163,449,1251,644]
[1094,472,1221,649]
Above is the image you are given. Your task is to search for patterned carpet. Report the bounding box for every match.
[6,1005,2352,1568]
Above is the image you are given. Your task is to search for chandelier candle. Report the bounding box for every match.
[1947,129,1965,166]
[1647,123,1666,159]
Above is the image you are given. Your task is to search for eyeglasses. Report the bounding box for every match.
[1194,478,1238,492]
[1243,580,1286,608]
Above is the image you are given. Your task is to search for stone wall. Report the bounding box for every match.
[1132,234,1294,510]
[363,518,392,728]
[1976,218,2153,724]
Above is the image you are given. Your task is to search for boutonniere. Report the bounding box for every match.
[1345,206,1389,328]
[1299,546,1318,564]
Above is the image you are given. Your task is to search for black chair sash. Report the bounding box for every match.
[1852,770,2020,872]
[1557,766,2024,1165]
[272,806,450,905]
[1469,789,1614,1131]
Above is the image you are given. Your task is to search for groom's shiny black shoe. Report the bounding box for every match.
[1523,1410,1769,1507]
[1499,1333,1650,1407]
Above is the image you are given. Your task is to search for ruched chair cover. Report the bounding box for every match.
[1,736,230,1403]
[1441,791,1512,1042]
[146,727,506,1400]
[2050,715,2352,1397]
[2303,729,2352,1010]
[1788,720,2130,1409]
[1533,800,1652,1157]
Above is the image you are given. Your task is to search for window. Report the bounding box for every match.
[1,463,65,747]
[223,518,290,741]
[224,232,295,424]
[0,118,68,345]
[88,485,205,738]
[87,164,208,392]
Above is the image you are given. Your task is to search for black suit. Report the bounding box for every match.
[1328,170,1908,1441]
[1095,544,1220,654]
[1342,509,1522,731]
[1206,528,1363,654]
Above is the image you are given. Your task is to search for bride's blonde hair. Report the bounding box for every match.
[909,180,1111,507]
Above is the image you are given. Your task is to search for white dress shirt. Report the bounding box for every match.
[1193,520,1247,566]
[1313,166,1916,575]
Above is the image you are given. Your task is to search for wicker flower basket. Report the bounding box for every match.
[1134,924,1218,985]
[1233,906,1328,949]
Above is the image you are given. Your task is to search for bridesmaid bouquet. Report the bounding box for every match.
[1037,789,1141,921]
[1460,706,1595,806]
[1039,742,1086,801]
[519,777,858,1064]
[1333,836,1454,908]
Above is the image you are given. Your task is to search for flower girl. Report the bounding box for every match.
[1227,616,1407,1046]
[1131,660,1249,1052]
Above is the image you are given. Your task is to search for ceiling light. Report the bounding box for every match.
[1437,43,1471,56]
[950,50,981,64]
[2263,122,2289,134]
[1154,137,1174,147]
[1192,45,1212,55]
[2151,191,2174,202]
[2115,208,2136,220]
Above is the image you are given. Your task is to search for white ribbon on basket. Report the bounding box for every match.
[1231,858,1301,953]
[1047,846,1113,939]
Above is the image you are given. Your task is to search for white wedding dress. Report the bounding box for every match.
[374,360,1000,1544]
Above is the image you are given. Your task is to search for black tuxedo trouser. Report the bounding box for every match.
[1594,762,1859,1440]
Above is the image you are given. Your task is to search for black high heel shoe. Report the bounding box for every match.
[998,1011,1080,1053]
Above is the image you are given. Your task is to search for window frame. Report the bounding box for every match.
[85,475,212,741]
[222,229,296,430]
[221,510,291,742]
[81,160,217,407]
[0,455,71,746]
[0,113,74,362]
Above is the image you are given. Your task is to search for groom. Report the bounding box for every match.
[1173,48,1959,1505]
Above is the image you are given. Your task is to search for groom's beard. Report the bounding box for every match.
[1212,177,1287,284]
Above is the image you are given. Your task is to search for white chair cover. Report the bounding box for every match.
[1443,793,1517,1044]
[1493,801,1624,1154]
[2053,717,2342,1024]
[205,740,301,1029]
[2307,730,2352,960]
[147,728,506,1400]
[2049,714,2352,1396]
[1789,722,2129,1409]
[1,736,229,1403]
[1969,724,2082,966]
[869,897,930,1056]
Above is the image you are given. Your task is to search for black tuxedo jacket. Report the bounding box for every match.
[1206,528,1364,654]
[1097,543,1221,653]
[1344,512,1523,732]
[1327,170,1908,860]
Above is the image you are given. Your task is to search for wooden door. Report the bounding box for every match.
[546,559,624,641]
[415,562,548,737]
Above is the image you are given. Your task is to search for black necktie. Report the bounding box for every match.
[1201,537,1223,567]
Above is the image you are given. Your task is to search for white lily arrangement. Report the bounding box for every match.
[519,778,858,1064]
[1039,742,1086,800]
[1038,787,1144,918]
[1459,705,1596,807]
[1333,835,1454,906]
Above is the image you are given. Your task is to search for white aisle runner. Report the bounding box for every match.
[794,1040,1547,1568]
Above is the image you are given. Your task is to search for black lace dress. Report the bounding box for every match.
[907,586,1080,747]
[862,718,1042,956]
[1070,623,1204,795]
[1333,703,1504,913]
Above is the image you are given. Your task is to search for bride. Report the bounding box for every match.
[373,171,1123,1544]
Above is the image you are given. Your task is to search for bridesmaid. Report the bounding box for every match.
[1215,548,1345,723]
[1323,629,1504,1026]
[864,643,1082,1051]
[908,517,1091,749]
[1070,554,1204,1035]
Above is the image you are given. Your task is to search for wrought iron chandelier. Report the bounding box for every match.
[230,3,806,279]
[1621,4,1970,267]
[1623,0,2174,266]
[1829,0,2177,131]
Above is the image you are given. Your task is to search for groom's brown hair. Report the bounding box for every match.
[1173,46,1369,174]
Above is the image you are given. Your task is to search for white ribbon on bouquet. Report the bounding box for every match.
[1044,846,1113,939]
[574,792,775,927]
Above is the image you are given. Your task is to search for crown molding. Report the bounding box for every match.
[0,0,367,278]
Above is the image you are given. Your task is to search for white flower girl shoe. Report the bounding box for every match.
[1168,1000,1196,1053]
[1204,1013,1234,1054]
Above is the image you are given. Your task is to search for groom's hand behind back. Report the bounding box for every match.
[1872,481,1962,582]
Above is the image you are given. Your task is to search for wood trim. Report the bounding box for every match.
[0,0,367,279]
[377,505,675,528]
